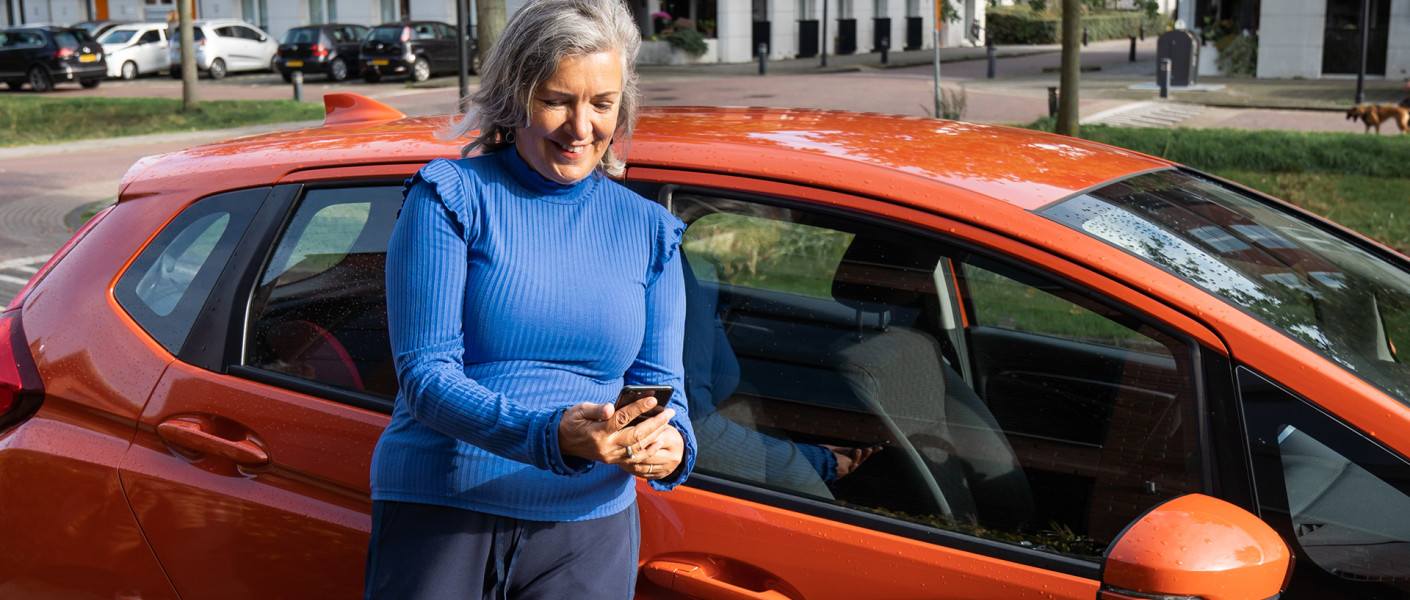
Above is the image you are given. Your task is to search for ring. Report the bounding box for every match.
[647,464,655,475]
[625,446,635,459]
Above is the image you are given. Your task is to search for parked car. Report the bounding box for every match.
[0,26,105,91]
[71,19,134,39]
[275,23,366,82]
[360,20,472,83]
[8,94,1410,599]
[98,22,169,79]
[167,18,276,80]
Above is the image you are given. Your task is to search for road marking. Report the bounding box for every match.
[1081,101,1205,128]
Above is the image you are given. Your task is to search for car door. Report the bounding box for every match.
[117,181,405,600]
[623,169,1235,599]
[138,28,170,73]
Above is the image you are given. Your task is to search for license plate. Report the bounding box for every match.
[79,53,98,63]
[371,59,389,66]
[286,60,303,67]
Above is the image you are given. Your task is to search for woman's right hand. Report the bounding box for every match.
[558,396,676,466]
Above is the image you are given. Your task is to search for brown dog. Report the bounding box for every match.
[1346,104,1410,134]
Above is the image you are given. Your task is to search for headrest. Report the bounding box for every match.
[831,236,938,314]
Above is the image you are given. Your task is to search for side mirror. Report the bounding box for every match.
[1102,494,1291,600]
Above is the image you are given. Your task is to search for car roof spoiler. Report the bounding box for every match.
[323,93,406,127]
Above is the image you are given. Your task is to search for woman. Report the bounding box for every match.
[366,0,695,597]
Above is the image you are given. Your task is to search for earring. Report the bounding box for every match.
[506,130,516,144]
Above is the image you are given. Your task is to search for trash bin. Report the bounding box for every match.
[1156,29,1199,86]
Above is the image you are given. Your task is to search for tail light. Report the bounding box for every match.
[312,44,328,57]
[53,47,74,58]
[0,309,44,432]
[400,27,410,42]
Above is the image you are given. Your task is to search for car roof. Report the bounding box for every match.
[104,22,167,31]
[371,20,447,27]
[120,100,1170,214]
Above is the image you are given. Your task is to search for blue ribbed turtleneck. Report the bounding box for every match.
[372,150,696,521]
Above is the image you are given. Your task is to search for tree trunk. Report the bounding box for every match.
[1055,0,1081,137]
[476,0,507,66]
[179,0,198,112]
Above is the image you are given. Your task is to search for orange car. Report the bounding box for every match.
[7,93,1410,599]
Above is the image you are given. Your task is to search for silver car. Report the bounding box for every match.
[167,19,276,79]
[99,23,169,79]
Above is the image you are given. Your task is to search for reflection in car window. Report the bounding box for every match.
[1043,170,1410,404]
[54,32,78,50]
[115,188,266,354]
[1240,367,1410,592]
[246,186,402,398]
[669,189,1199,561]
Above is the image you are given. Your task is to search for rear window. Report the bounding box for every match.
[367,26,406,42]
[281,28,321,44]
[54,32,78,50]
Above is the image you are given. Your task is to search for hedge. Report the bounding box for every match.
[988,7,1168,45]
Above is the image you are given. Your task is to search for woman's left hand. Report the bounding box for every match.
[623,423,683,480]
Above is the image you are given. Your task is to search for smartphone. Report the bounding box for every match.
[614,385,673,426]
[857,439,891,452]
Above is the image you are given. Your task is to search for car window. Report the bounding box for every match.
[214,26,237,37]
[100,29,136,44]
[281,28,318,44]
[236,26,262,40]
[115,188,267,355]
[138,29,162,44]
[666,187,1201,562]
[367,26,403,43]
[347,25,368,40]
[245,185,403,398]
[1240,367,1410,594]
[413,23,435,39]
[53,32,79,50]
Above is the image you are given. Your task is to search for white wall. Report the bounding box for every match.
[716,0,752,62]
[1386,0,1410,79]
[1256,0,1323,78]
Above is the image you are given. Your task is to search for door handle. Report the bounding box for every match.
[157,419,270,467]
[643,559,795,600]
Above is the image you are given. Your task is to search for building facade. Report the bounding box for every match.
[1256,0,1410,79]
[5,0,995,63]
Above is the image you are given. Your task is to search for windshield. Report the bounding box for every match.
[1042,169,1410,404]
[100,29,136,44]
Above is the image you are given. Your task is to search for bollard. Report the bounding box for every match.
[1048,86,1059,118]
[758,42,767,75]
[1158,58,1170,99]
[1129,35,1137,62]
[1139,22,1145,40]
[987,43,996,78]
[880,36,889,64]
[1082,26,1089,46]
[292,69,304,102]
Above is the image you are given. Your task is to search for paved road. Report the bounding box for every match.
[0,37,1381,306]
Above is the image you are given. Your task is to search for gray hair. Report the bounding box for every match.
[446,0,641,177]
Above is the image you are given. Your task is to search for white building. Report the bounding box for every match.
[1251,0,1409,79]
[4,0,997,63]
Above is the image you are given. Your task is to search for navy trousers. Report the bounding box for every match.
[364,500,640,600]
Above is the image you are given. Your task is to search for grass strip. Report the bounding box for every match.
[1027,118,1410,178]
[1,96,324,148]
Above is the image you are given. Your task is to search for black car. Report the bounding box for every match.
[360,20,474,83]
[0,26,106,92]
[276,23,368,82]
